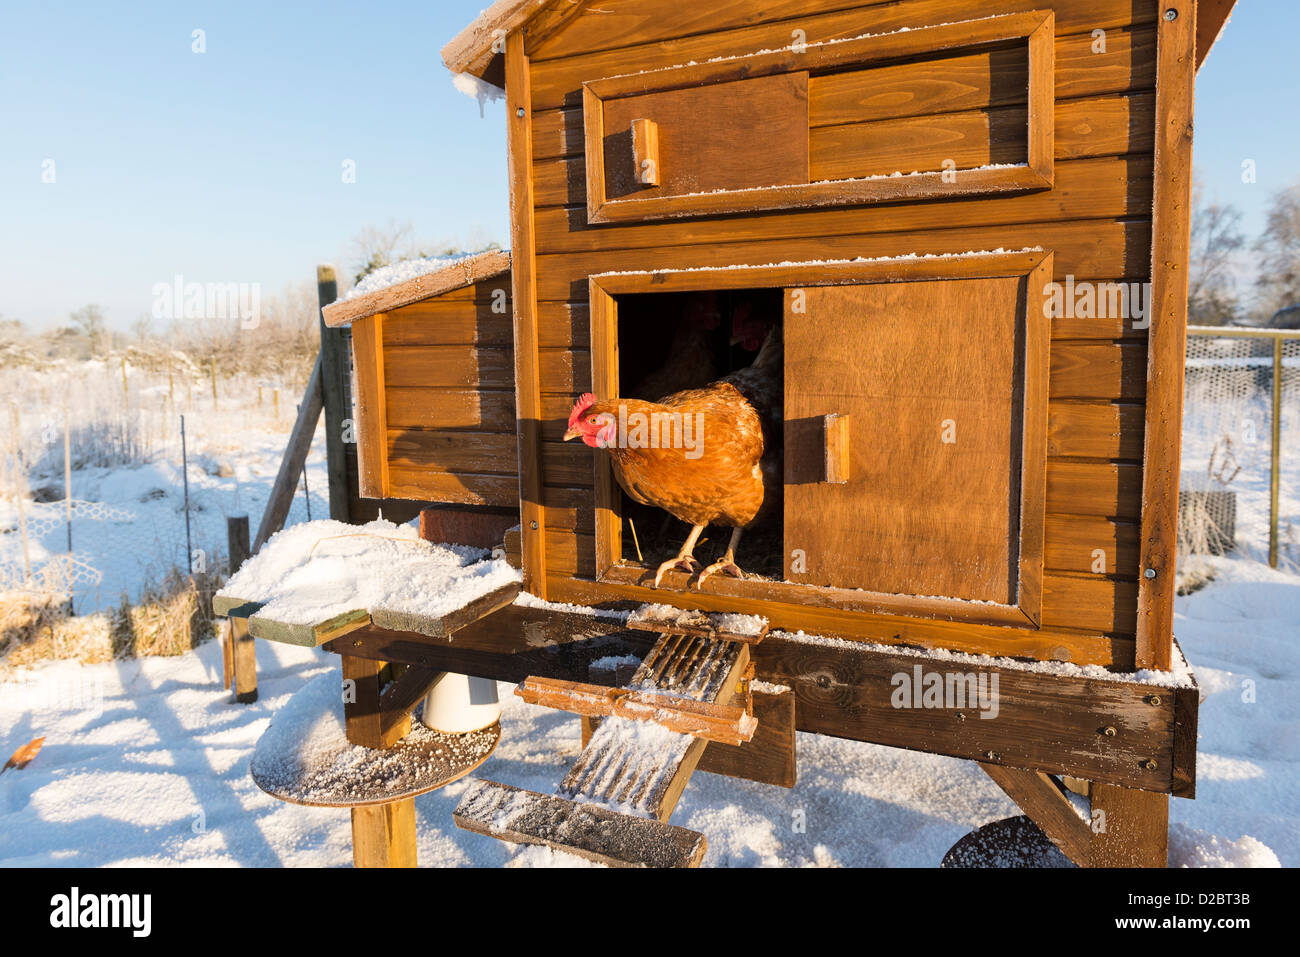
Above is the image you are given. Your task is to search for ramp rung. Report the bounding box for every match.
[516,677,756,745]
[453,779,707,868]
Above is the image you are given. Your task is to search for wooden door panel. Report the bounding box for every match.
[784,276,1042,614]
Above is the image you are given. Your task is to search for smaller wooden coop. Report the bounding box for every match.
[303,0,1242,868]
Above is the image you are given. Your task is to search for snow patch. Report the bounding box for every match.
[217,518,520,628]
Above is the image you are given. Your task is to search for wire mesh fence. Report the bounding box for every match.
[1182,328,1299,571]
[1,359,323,620]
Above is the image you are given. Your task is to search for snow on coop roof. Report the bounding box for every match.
[321,249,511,327]
[443,0,576,85]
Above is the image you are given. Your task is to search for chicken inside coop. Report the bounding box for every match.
[604,288,786,583]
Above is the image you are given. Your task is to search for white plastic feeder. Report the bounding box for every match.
[420,672,501,734]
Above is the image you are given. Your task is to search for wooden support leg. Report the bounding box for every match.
[981,765,1091,865]
[351,800,417,868]
[231,617,258,704]
[221,619,235,690]
[339,654,433,867]
[1089,782,1169,868]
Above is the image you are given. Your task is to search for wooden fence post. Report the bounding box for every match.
[317,266,351,523]
[227,515,257,704]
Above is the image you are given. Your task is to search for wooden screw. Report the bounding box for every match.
[1142,759,1158,771]
[1102,726,1117,737]
[1147,694,1162,706]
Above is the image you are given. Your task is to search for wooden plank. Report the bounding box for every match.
[552,571,1133,669]
[369,580,522,639]
[980,765,1093,866]
[381,301,514,347]
[1136,0,1196,671]
[317,266,351,522]
[1048,400,1146,460]
[808,46,1029,128]
[382,345,514,390]
[351,318,387,499]
[1050,342,1147,399]
[534,155,1150,256]
[388,432,589,486]
[321,250,510,327]
[453,779,708,868]
[527,0,1158,110]
[386,469,523,507]
[533,219,1151,300]
[696,687,797,789]
[1044,514,1141,578]
[507,31,548,597]
[515,677,757,745]
[351,800,417,868]
[253,355,324,551]
[248,608,371,648]
[1172,680,1199,799]
[1089,782,1168,866]
[385,387,517,432]
[1047,462,1143,520]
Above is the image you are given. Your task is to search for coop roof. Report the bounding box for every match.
[445,0,1238,87]
[321,249,511,327]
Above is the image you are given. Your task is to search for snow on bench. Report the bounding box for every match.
[214,519,521,646]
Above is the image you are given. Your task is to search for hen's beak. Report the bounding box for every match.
[562,427,582,442]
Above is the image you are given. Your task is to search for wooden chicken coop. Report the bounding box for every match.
[305,0,1240,868]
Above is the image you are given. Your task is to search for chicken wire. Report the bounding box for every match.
[2,367,327,615]
[1182,330,1300,570]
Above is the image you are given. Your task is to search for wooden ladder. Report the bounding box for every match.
[454,609,768,867]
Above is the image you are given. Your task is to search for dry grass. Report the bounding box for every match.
[0,568,219,673]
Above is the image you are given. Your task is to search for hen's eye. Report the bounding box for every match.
[588,416,598,425]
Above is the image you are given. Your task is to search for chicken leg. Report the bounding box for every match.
[694,527,747,589]
[652,524,705,588]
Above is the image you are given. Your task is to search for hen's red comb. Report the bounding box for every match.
[569,393,597,429]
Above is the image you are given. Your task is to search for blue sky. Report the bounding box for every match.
[0,1,1292,332]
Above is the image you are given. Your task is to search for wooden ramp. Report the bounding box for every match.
[454,611,763,867]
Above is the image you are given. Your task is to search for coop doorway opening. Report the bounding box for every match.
[612,288,785,583]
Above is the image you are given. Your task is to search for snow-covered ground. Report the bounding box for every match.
[0,556,1289,868]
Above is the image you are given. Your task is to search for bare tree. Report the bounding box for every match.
[1188,182,1246,326]
[1254,182,1300,324]
[69,304,109,353]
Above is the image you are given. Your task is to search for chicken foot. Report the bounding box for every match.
[694,527,747,589]
[652,524,705,588]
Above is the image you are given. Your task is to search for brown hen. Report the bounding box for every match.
[564,329,781,588]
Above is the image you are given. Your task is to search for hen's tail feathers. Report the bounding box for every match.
[751,324,782,370]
